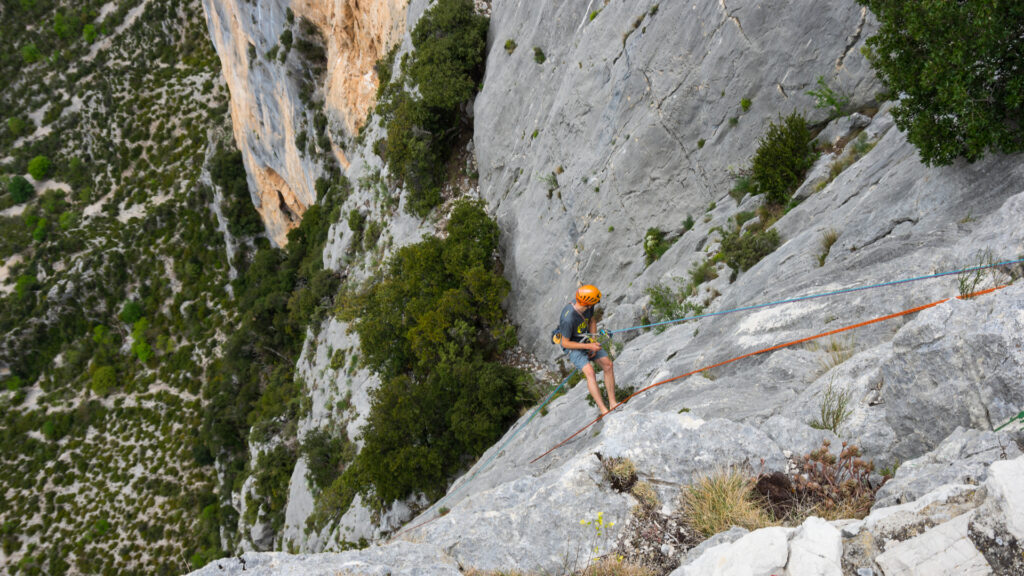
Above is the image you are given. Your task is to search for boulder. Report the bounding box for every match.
[874,427,1023,508]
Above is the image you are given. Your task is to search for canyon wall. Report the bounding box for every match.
[202,0,406,245]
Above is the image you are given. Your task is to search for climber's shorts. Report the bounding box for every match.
[565,347,609,370]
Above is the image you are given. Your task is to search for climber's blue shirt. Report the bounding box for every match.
[558,303,592,344]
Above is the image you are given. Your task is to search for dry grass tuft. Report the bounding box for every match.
[577,557,658,576]
[602,457,638,492]
[818,336,854,372]
[630,481,660,513]
[679,468,776,537]
[818,228,839,266]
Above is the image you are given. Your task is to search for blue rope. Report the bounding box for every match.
[409,369,578,525]
[598,257,1024,336]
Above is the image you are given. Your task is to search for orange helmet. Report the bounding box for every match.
[575,284,602,306]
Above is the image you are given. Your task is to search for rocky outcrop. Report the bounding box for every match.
[201,0,406,245]
[673,453,1024,575]
[191,449,1024,575]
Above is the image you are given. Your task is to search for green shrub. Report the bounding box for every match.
[32,217,47,242]
[504,39,516,54]
[83,24,97,43]
[717,227,780,279]
[209,147,263,236]
[858,0,1024,165]
[408,0,488,111]
[119,301,143,324]
[7,116,31,137]
[21,43,42,63]
[643,228,673,266]
[750,113,816,205]
[27,155,51,180]
[740,97,752,112]
[8,176,34,203]
[301,428,356,493]
[249,444,298,533]
[90,366,117,396]
[806,75,850,118]
[730,173,753,204]
[373,0,488,217]
[131,319,154,362]
[688,258,718,287]
[533,47,546,64]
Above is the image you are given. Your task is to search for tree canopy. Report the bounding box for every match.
[859,0,1024,165]
[348,199,531,502]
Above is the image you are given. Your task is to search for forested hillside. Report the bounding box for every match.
[0,0,234,573]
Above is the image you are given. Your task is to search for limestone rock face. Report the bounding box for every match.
[474,0,881,355]
[187,542,461,576]
[201,0,406,245]
[874,427,1023,509]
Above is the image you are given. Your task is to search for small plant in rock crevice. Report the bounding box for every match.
[808,376,853,435]
[806,75,851,118]
[818,228,839,267]
[601,456,638,492]
[643,228,674,266]
[790,440,878,520]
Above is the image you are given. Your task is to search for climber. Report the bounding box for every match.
[555,284,619,416]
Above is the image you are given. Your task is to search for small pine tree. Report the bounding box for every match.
[751,113,816,206]
[8,176,34,203]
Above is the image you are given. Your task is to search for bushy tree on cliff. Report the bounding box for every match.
[408,0,489,111]
[347,199,532,502]
[858,0,1024,166]
[376,0,488,217]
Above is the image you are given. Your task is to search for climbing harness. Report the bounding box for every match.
[530,284,1010,464]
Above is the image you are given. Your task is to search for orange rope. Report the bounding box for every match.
[530,285,1008,464]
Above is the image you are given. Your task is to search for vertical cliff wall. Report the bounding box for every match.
[202,0,406,245]
[473,0,880,354]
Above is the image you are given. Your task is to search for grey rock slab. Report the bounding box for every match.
[880,283,1024,462]
[981,456,1024,542]
[281,457,316,549]
[787,516,844,576]
[186,542,461,576]
[874,427,1023,509]
[874,512,992,576]
[967,455,1024,573]
[394,414,786,574]
[672,526,792,576]
[680,526,749,564]
[760,415,839,460]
